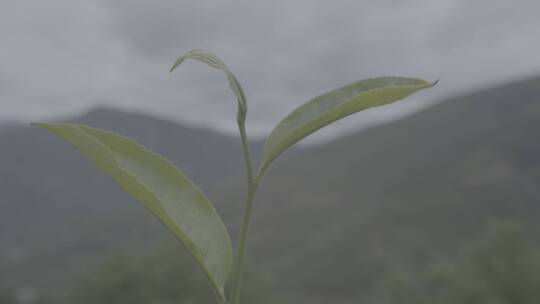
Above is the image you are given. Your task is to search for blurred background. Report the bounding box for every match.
[1,0,540,303]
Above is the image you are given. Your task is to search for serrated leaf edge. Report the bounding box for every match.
[258,78,436,177]
[33,122,231,301]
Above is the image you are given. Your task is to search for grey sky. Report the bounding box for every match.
[1,0,539,139]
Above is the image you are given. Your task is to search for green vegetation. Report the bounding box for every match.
[2,73,539,303]
[384,222,540,304]
[0,290,14,304]
[67,244,280,304]
[33,49,433,303]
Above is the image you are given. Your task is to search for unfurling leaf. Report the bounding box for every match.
[170,49,247,116]
[258,77,437,177]
[33,123,232,302]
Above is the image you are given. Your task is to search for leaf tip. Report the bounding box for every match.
[170,52,193,73]
[169,59,182,73]
[169,49,204,73]
[430,79,440,87]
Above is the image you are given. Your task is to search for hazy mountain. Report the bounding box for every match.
[1,75,540,304]
[240,76,540,303]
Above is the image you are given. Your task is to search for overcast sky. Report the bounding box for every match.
[1,0,539,139]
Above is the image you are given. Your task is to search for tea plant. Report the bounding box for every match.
[33,49,435,304]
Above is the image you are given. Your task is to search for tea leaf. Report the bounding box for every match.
[170,49,247,115]
[259,77,436,177]
[33,123,232,302]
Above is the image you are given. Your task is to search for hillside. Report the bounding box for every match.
[1,75,540,304]
[0,108,265,294]
[241,76,540,303]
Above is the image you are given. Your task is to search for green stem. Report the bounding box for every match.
[230,113,258,304]
[230,183,257,304]
[237,116,254,196]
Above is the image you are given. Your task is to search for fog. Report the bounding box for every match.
[1,0,539,137]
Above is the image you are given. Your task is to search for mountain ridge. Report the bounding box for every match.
[1,75,540,303]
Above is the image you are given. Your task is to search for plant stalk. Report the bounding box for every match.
[230,183,256,304]
[237,114,254,201]
[230,112,258,304]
